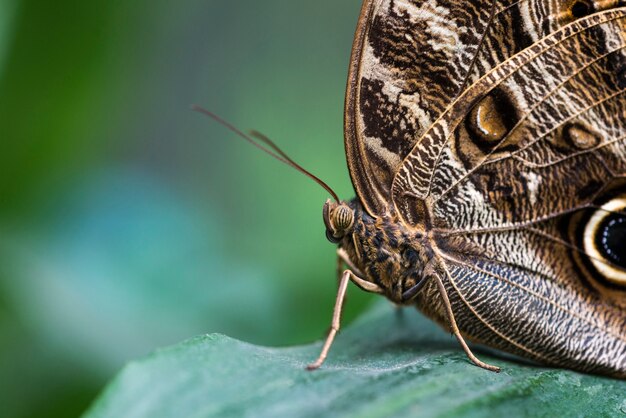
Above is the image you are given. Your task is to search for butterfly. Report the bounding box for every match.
[197,0,626,377]
[307,0,626,377]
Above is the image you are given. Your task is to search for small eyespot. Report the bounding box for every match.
[468,95,508,145]
[465,88,518,153]
[563,122,600,150]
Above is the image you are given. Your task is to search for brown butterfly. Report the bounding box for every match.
[198,0,626,377]
[310,0,626,377]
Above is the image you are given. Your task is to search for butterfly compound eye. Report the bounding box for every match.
[333,205,355,232]
[323,200,348,244]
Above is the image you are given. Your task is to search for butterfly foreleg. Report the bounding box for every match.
[433,273,501,373]
[307,268,383,371]
[337,247,364,277]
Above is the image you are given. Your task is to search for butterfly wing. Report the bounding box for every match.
[391,8,626,375]
[345,0,585,215]
[346,0,498,215]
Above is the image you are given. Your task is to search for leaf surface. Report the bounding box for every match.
[84,302,626,418]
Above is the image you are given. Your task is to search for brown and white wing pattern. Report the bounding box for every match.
[346,0,498,215]
[345,0,615,215]
[391,7,626,376]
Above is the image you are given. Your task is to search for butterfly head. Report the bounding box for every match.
[323,199,355,244]
[323,198,434,304]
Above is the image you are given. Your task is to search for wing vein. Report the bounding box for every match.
[433,44,626,203]
[439,252,626,343]
[436,253,550,361]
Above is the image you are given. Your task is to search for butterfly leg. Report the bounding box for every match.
[433,274,501,373]
[336,248,381,293]
[306,269,350,371]
[336,250,345,289]
[337,247,363,277]
[307,269,382,370]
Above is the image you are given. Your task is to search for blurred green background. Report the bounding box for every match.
[0,0,374,417]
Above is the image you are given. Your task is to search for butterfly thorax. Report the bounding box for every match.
[335,199,434,304]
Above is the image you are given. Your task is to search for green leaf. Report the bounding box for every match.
[83,302,626,418]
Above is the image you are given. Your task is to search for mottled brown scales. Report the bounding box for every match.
[310,0,626,378]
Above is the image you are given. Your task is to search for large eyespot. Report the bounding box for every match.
[582,196,626,286]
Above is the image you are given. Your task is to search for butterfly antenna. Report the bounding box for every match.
[191,104,340,203]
